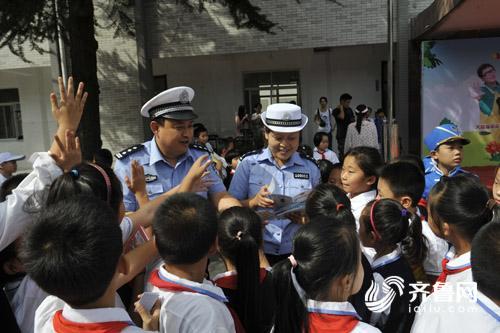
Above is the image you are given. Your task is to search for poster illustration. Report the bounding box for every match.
[422,38,500,166]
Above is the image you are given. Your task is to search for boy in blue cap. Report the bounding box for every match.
[422,124,471,201]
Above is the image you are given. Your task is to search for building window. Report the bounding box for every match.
[0,89,23,140]
[243,71,301,113]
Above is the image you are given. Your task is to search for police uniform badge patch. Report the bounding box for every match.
[294,172,310,180]
[144,174,158,183]
[180,90,190,104]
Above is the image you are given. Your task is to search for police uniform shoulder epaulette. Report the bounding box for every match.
[115,144,144,160]
[189,143,210,153]
[300,152,319,168]
[239,149,262,162]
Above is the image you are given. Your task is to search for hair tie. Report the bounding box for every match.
[369,200,382,240]
[235,231,243,241]
[288,255,298,268]
[336,203,344,212]
[70,169,79,179]
[88,163,112,204]
[401,209,408,217]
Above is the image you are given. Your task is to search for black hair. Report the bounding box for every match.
[193,123,208,139]
[305,183,355,228]
[218,207,263,333]
[20,196,122,307]
[238,105,246,120]
[0,240,25,286]
[272,220,360,333]
[313,132,328,147]
[472,221,500,300]
[380,162,424,208]
[354,104,367,134]
[429,174,493,242]
[319,96,328,103]
[317,159,334,184]
[395,154,425,174]
[93,148,113,168]
[339,93,352,102]
[344,146,384,189]
[225,149,241,165]
[380,162,428,266]
[299,145,313,157]
[153,193,217,264]
[34,162,123,218]
[0,173,28,202]
[360,199,414,250]
[477,63,495,78]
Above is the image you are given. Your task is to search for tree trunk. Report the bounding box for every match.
[68,0,101,160]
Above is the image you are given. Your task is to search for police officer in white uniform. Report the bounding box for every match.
[114,87,240,212]
[229,103,320,264]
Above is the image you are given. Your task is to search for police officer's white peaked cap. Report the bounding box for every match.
[261,103,308,133]
[140,86,198,120]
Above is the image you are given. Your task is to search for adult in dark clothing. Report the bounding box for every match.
[333,93,355,158]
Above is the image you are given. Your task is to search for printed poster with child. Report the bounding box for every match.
[421,37,500,166]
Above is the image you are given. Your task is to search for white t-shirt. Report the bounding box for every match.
[313,147,339,164]
[411,290,499,332]
[35,295,146,333]
[344,120,379,153]
[316,108,334,133]
[151,266,235,333]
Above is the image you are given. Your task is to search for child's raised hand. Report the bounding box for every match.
[125,160,146,195]
[49,129,82,172]
[134,296,161,331]
[179,155,212,192]
[250,185,274,209]
[50,76,88,131]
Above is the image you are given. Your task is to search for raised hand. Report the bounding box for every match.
[179,155,212,192]
[49,129,82,172]
[125,160,146,195]
[50,76,88,130]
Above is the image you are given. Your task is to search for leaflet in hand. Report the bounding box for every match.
[258,178,311,219]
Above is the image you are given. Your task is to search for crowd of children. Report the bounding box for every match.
[0,78,499,333]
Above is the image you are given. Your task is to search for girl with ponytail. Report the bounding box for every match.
[272,220,378,333]
[215,207,274,333]
[359,199,418,332]
[343,105,379,153]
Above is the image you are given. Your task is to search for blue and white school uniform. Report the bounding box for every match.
[349,190,377,261]
[370,246,417,332]
[411,290,500,332]
[437,247,472,284]
[150,266,236,333]
[306,300,381,332]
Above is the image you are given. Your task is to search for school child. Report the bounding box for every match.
[223,149,241,189]
[313,131,339,164]
[23,196,158,332]
[305,183,374,323]
[149,193,242,333]
[214,207,274,333]
[427,174,492,284]
[378,162,448,282]
[272,219,380,333]
[194,123,227,179]
[359,199,419,332]
[411,217,499,332]
[421,124,471,201]
[341,146,384,230]
[317,159,342,188]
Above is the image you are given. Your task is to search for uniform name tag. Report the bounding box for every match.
[294,172,309,180]
[145,174,158,183]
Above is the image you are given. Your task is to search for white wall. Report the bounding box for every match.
[0,67,55,171]
[152,43,387,146]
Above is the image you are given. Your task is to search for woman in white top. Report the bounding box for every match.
[314,96,337,152]
[344,105,379,153]
[234,105,249,137]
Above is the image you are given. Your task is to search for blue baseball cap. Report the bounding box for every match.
[424,124,470,152]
